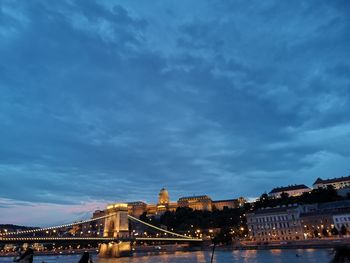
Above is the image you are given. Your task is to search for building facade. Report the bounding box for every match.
[177,195,213,211]
[127,202,147,218]
[299,204,333,238]
[98,188,246,219]
[212,198,246,210]
[268,184,311,198]
[313,175,350,189]
[247,205,304,242]
[333,214,350,231]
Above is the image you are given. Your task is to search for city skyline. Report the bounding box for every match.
[0,0,349,226]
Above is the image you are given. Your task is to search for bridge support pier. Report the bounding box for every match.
[99,242,132,258]
[100,203,131,258]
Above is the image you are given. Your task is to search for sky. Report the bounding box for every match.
[0,0,349,226]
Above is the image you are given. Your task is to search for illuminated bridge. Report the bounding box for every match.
[0,203,202,257]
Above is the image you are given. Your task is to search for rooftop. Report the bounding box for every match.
[178,195,212,201]
[247,205,298,215]
[127,201,147,206]
[212,199,237,203]
[269,184,310,194]
[313,175,350,185]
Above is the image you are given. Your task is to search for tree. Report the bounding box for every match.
[340,225,347,236]
[280,192,289,200]
[322,228,328,237]
[215,228,232,245]
[260,193,269,202]
[331,227,339,236]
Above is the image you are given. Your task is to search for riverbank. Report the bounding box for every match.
[0,249,336,263]
[0,248,97,258]
[1,238,350,257]
[237,237,350,250]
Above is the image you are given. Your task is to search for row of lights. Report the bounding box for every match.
[0,237,117,241]
[128,215,197,240]
[0,213,117,236]
[135,237,202,242]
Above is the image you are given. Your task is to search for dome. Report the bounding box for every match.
[158,188,169,205]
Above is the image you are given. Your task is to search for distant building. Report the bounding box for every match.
[246,205,304,242]
[100,188,246,219]
[155,188,178,215]
[299,204,333,238]
[333,214,350,231]
[268,184,311,198]
[127,201,147,218]
[300,201,350,238]
[178,195,213,211]
[212,197,246,210]
[126,188,177,217]
[313,175,350,190]
[158,188,169,205]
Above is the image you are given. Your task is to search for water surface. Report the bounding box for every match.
[1,249,334,263]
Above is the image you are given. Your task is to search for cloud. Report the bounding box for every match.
[0,0,349,224]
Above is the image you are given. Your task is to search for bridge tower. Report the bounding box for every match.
[100,203,131,258]
[103,203,129,238]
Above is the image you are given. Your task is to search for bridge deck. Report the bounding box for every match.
[0,237,202,244]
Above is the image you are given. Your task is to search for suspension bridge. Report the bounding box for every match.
[0,203,202,257]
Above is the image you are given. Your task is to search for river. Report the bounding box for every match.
[1,249,334,262]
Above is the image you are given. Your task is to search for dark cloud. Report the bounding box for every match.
[0,0,349,224]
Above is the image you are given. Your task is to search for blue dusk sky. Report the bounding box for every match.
[0,0,349,226]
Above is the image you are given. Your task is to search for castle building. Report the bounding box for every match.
[313,175,350,190]
[158,188,169,205]
[127,201,147,218]
[155,188,178,214]
[212,197,246,210]
[100,188,246,218]
[126,188,177,217]
[177,195,213,211]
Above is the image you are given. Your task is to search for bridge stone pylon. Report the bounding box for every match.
[100,203,131,258]
[103,203,129,238]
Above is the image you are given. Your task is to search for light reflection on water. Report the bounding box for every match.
[0,249,333,263]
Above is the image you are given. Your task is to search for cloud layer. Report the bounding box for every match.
[0,0,349,225]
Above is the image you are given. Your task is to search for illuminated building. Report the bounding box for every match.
[300,201,350,238]
[95,188,247,219]
[155,188,178,214]
[313,175,350,190]
[247,205,304,242]
[247,201,350,242]
[268,184,311,198]
[177,195,212,211]
[158,188,169,204]
[333,214,350,231]
[127,201,147,218]
[126,188,177,217]
[298,204,333,238]
[212,197,246,210]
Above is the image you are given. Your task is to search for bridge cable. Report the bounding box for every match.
[127,215,193,239]
[0,213,117,236]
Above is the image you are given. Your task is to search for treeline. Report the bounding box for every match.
[254,185,344,209]
[139,206,250,244]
